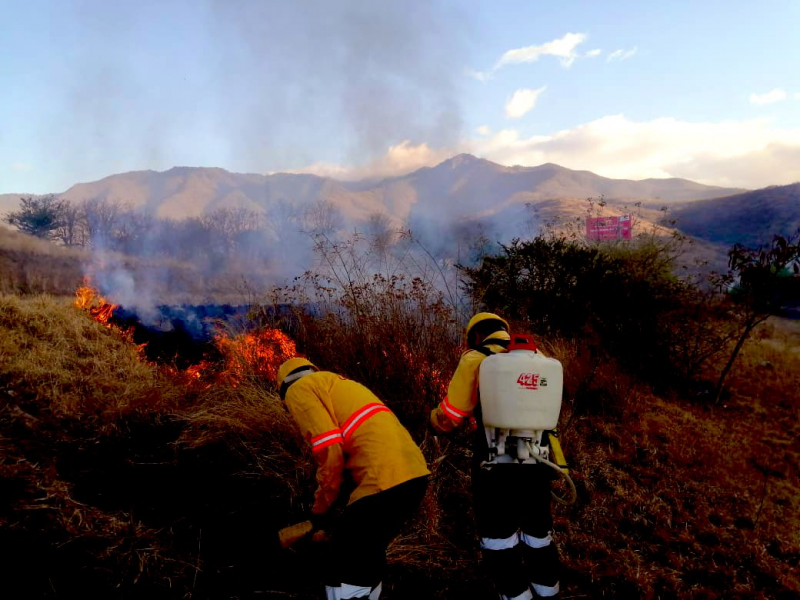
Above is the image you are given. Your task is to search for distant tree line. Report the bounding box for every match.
[2,196,322,264]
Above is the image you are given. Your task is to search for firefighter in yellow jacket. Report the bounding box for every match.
[277,358,429,600]
[431,313,562,599]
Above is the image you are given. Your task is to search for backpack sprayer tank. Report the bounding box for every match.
[478,334,563,464]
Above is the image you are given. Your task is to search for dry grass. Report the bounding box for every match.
[548,322,800,599]
[0,229,86,294]
[0,227,274,304]
[0,294,175,420]
[1,286,798,598]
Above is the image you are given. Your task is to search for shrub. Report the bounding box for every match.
[459,235,735,388]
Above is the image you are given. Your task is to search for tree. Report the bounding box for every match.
[3,196,67,239]
[714,234,800,403]
[54,203,88,246]
[81,198,125,247]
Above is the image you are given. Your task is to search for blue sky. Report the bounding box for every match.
[2,0,799,193]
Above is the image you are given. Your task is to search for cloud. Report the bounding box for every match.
[469,33,587,81]
[607,46,637,62]
[750,89,787,105]
[289,140,452,181]
[11,162,32,172]
[795,92,800,100]
[292,115,800,189]
[476,125,492,136]
[585,49,602,58]
[504,87,547,119]
[471,114,800,188]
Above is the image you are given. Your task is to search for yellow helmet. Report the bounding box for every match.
[277,357,317,399]
[465,312,509,348]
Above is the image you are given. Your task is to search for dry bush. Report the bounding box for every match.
[265,232,464,434]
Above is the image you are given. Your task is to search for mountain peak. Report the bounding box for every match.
[437,153,489,168]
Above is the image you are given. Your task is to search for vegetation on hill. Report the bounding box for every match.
[673,182,800,247]
[0,221,798,598]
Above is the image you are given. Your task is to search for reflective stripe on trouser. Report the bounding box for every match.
[481,531,519,550]
[326,585,341,600]
[520,531,552,549]
[501,588,533,600]
[340,582,382,599]
[531,581,560,597]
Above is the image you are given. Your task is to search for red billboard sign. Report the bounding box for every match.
[586,215,632,241]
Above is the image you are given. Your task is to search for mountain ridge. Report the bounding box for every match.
[44,155,743,223]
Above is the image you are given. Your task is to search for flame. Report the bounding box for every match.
[74,280,297,390]
[215,328,296,385]
[74,278,147,357]
[74,278,119,326]
[185,361,211,380]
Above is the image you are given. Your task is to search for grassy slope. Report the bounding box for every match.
[1,293,798,599]
[0,230,798,598]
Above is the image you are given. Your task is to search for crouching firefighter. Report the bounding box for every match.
[430,313,570,599]
[276,358,430,600]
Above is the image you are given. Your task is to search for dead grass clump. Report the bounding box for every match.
[0,294,184,423]
[178,380,313,501]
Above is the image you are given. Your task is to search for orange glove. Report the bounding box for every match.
[278,520,313,549]
[311,529,332,543]
[466,416,478,432]
[430,407,458,434]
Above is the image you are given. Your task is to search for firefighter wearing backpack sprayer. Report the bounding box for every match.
[431,313,564,599]
[276,358,430,600]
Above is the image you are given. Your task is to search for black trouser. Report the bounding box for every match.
[473,464,560,598]
[325,475,429,596]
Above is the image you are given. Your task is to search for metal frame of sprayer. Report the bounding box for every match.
[483,427,549,466]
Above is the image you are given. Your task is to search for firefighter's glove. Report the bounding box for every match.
[430,408,456,434]
[278,520,313,549]
[311,529,332,543]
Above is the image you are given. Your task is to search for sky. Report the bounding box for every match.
[1,0,800,193]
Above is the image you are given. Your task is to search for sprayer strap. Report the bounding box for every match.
[474,338,510,356]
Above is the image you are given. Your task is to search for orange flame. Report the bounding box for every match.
[214,328,296,386]
[74,278,120,327]
[74,278,146,357]
[74,280,298,390]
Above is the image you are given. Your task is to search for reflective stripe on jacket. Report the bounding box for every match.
[431,330,511,433]
[285,371,430,516]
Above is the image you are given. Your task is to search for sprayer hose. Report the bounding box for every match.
[529,452,578,506]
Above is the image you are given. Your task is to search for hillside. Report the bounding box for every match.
[672,183,800,247]
[0,289,797,598]
[7,156,742,228]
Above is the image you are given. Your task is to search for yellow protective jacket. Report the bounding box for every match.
[431,330,511,433]
[285,371,430,517]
